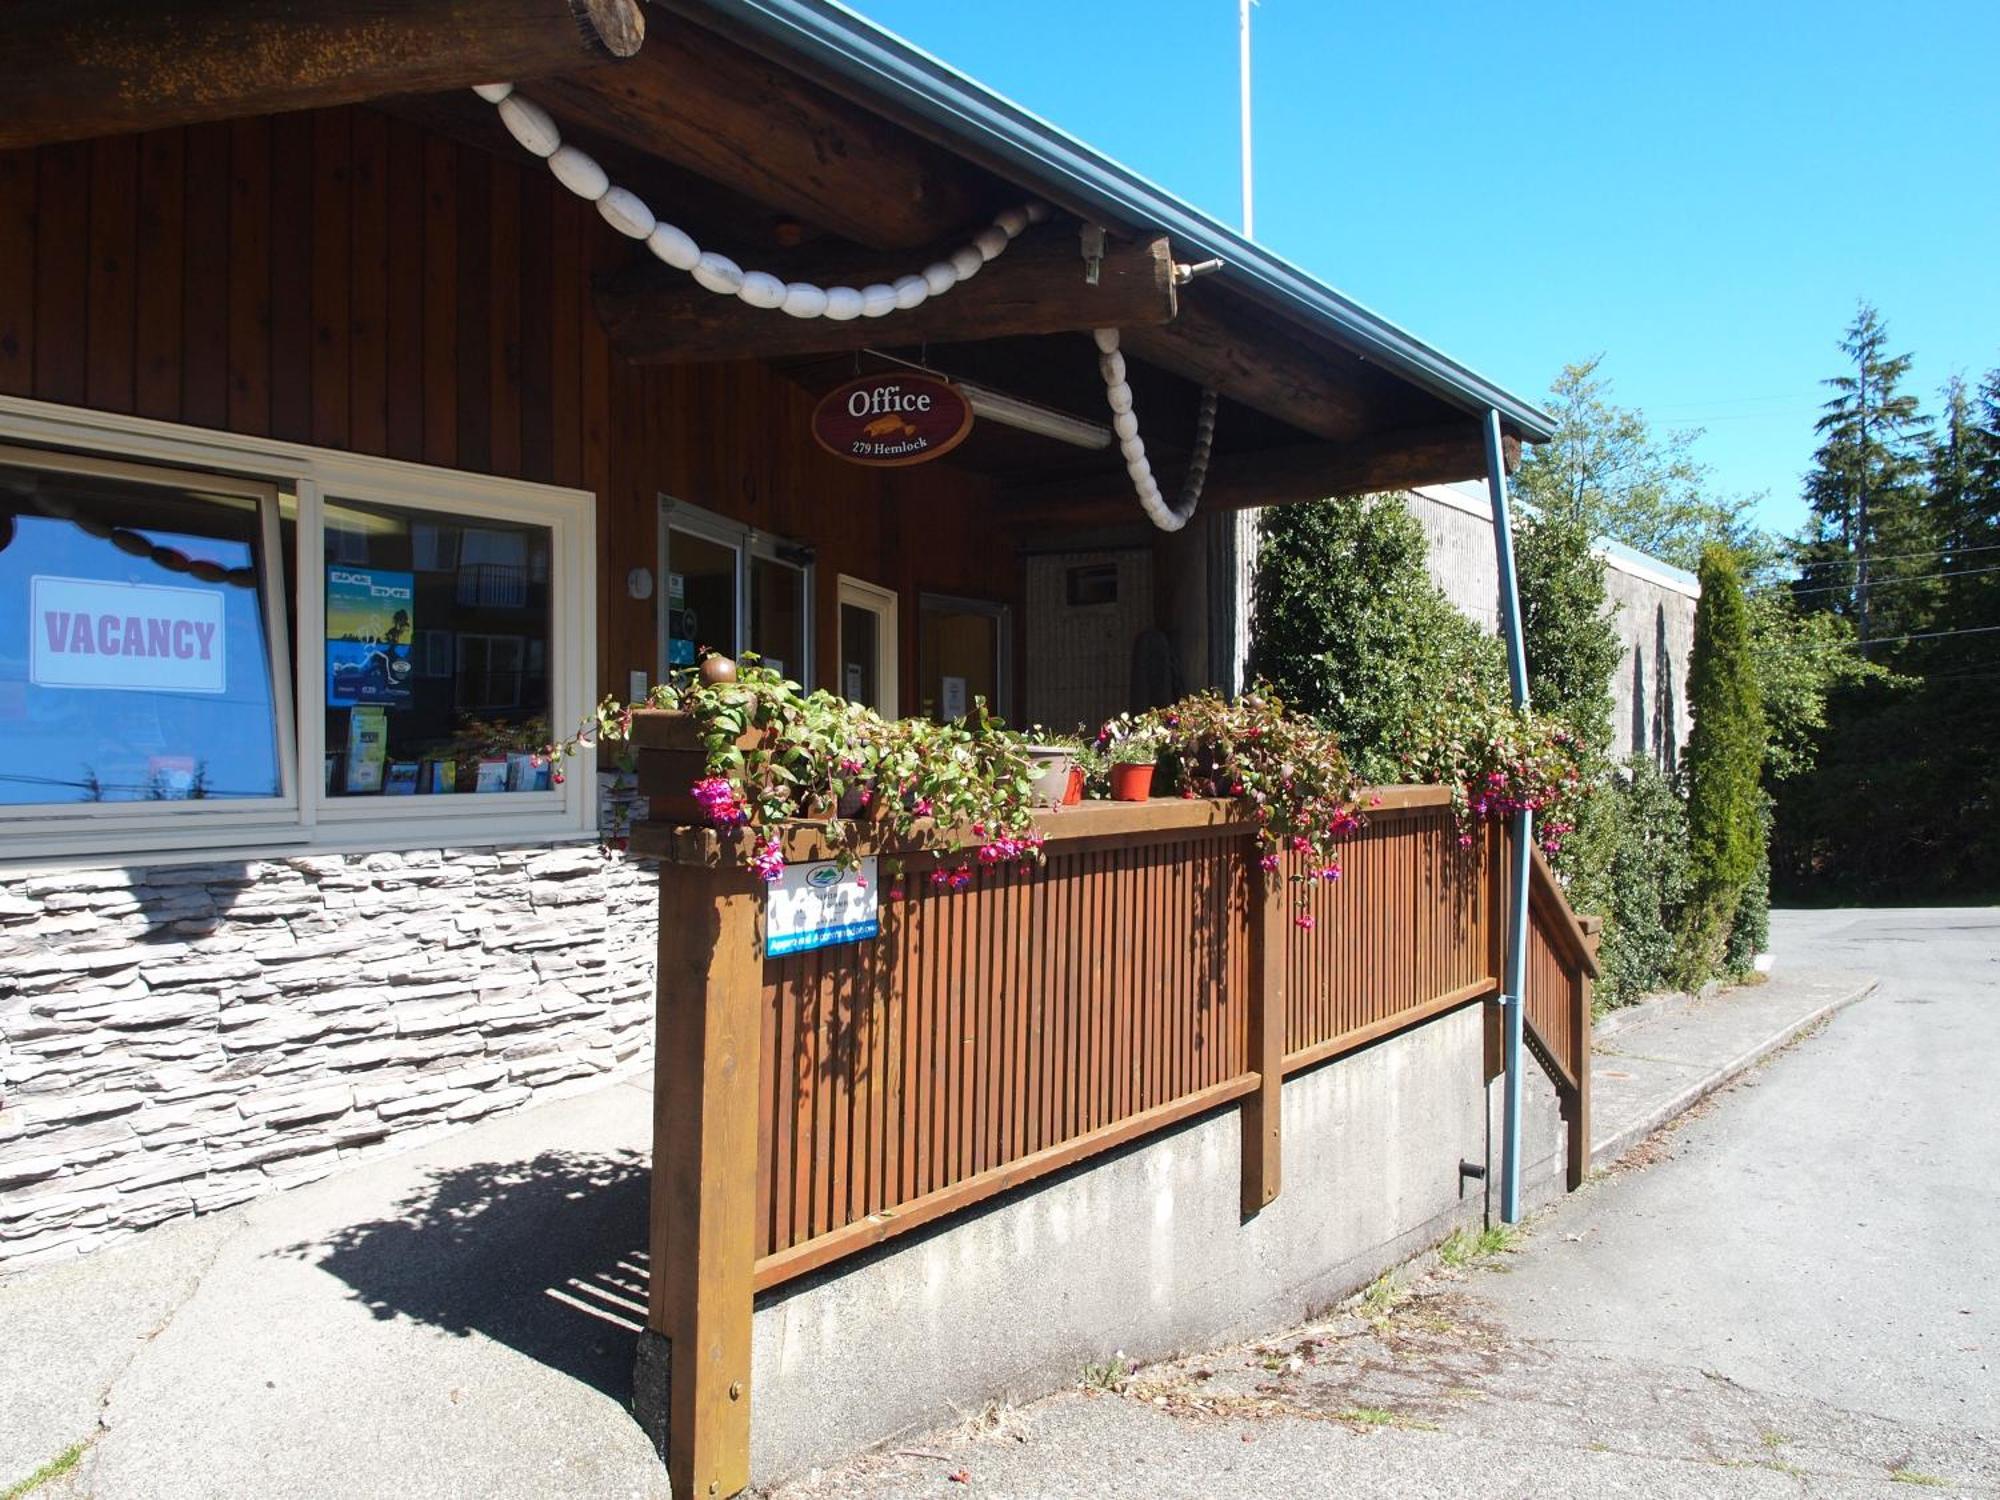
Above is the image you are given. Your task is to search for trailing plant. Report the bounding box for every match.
[1393,678,1592,860]
[546,658,1042,885]
[1150,687,1365,922]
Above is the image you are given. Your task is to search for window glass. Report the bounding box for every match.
[839,601,879,709]
[750,555,806,679]
[0,457,285,806]
[666,528,737,666]
[323,498,553,797]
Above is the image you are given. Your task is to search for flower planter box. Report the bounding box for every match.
[629,709,765,825]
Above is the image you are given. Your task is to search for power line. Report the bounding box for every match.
[1776,563,2000,598]
[1824,624,2000,649]
[1786,540,2000,570]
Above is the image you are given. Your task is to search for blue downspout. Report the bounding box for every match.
[1482,408,1533,1225]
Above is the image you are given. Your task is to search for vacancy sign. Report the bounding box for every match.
[31,576,228,693]
[766,856,880,957]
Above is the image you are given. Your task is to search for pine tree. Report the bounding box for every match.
[1799,304,1938,656]
[1931,370,2000,639]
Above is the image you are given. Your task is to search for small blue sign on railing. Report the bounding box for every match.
[765,856,880,957]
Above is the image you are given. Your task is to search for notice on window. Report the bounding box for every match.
[766,857,879,957]
[30,576,228,694]
[326,567,415,708]
[940,674,968,721]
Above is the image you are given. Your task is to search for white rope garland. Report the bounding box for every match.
[473,82,1049,320]
[1092,328,1217,533]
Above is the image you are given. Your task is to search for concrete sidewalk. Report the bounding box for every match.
[0,965,1875,1500]
[1585,967,1878,1171]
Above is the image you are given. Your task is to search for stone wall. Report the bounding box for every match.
[0,826,657,1275]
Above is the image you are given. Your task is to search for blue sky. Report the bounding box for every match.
[847,0,2000,537]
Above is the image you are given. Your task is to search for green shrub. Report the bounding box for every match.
[1568,761,1693,1008]
[1248,494,1501,780]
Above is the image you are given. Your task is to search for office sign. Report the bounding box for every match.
[811,374,973,467]
[31,576,227,693]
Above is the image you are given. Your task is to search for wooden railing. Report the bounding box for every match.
[629,774,1596,1498]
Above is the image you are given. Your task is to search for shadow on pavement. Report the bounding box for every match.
[275,1149,651,1401]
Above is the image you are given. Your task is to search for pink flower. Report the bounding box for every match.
[1294,911,1317,930]
[749,836,785,883]
[1259,852,1280,872]
[690,776,749,827]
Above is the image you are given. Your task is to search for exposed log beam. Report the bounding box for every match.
[1120,289,1396,444]
[0,0,644,151]
[532,21,990,251]
[1002,423,1519,525]
[594,224,1176,365]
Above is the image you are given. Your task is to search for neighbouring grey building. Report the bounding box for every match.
[1404,482,1699,767]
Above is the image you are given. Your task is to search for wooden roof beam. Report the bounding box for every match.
[593,223,1177,365]
[531,21,990,251]
[1001,422,1518,524]
[0,0,644,150]
[1119,289,1391,443]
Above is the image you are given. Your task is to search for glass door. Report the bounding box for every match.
[663,524,739,668]
[918,593,1009,722]
[837,575,899,716]
[658,497,812,681]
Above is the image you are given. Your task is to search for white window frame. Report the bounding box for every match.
[658,494,813,681]
[0,394,597,867]
[835,574,900,717]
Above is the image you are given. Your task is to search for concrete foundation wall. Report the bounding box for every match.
[0,799,657,1274]
[748,1000,1566,1484]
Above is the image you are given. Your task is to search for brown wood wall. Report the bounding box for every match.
[0,108,1018,704]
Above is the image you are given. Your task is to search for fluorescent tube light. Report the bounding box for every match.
[954,381,1112,450]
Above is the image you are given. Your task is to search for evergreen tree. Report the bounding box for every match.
[1676,544,1767,986]
[1930,370,2000,639]
[1799,304,1938,656]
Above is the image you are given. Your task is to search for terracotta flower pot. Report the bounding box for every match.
[1109,762,1154,801]
[1064,766,1084,805]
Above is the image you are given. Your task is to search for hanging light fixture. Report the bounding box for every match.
[952,381,1112,450]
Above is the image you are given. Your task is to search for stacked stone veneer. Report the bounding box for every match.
[0,820,658,1274]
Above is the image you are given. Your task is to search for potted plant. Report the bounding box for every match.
[1098,712,1166,801]
[1022,729,1087,809]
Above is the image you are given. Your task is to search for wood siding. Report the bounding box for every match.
[0,110,1018,705]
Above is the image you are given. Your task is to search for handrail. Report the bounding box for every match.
[629,783,1455,865]
[1528,847,1601,979]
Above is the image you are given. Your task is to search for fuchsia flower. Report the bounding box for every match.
[1317,864,1341,882]
[1294,911,1317,930]
[1259,852,1280,872]
[749,836,785,883]
[690,776,749,827]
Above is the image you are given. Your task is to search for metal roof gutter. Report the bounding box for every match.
[686,0,1557,442]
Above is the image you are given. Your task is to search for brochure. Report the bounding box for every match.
[474,757,509,793]
[344,707,389,794]
[383,761,420,795]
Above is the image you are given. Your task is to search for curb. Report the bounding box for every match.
[1587,975,1879,1172]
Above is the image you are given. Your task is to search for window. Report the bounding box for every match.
[836,575,899,716]
[659,496,812,681]
[319,495,553,797]
[918,593,1010,722]
[0,447,293,811]
[0,399,595,863]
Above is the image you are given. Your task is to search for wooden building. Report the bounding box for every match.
[0,4,1599,1495]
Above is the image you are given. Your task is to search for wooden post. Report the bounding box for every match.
[1483,820,1505,1083]
[1566,921,1601,1190]
[644,859,762,1500]
[1241,846,1285,1215]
